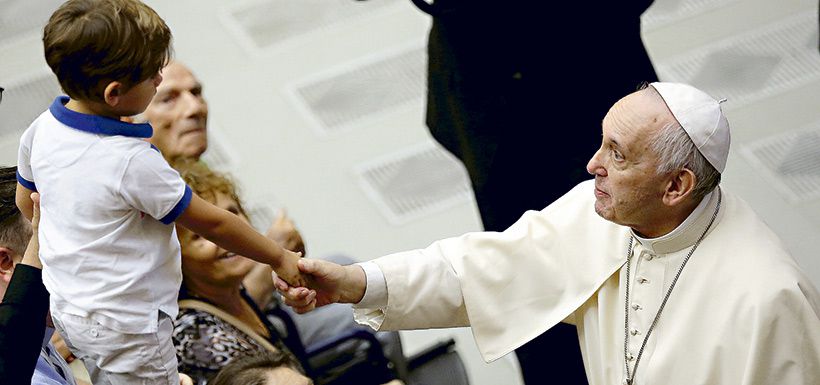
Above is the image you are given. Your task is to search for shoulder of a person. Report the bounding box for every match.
[20,108,56,143]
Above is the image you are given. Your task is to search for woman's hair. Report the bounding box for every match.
[209,350,307,385]
[171,157,248,218]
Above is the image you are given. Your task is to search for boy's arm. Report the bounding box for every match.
[175,193,307,287]
[15,184,34,221]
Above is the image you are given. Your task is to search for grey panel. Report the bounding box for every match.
[740,120,820,203]
[226,0,398,50]
[356,143,472,224]
[0,0,64,43]
[0,73,62,139]
[642,0,741,30]
[292,46,425,134]
[655,13,820,108]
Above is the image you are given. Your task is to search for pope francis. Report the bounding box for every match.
[277,83,820,385]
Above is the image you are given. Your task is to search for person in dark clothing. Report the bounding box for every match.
[0,166,74,384]
[408,1,658,383]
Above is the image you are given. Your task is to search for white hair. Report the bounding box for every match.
[648,120,721,201]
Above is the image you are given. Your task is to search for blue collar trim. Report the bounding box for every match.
[49,96,153,138]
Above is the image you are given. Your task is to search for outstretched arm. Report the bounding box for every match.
[244,210,306,307]
[275,258,367,314]
[0,192,48,382]
[176,193,307,287]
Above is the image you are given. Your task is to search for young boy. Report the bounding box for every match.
[15,1,306,384]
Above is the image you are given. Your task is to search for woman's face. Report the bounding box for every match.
[179,192,257,286]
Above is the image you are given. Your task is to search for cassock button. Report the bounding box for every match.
[627,352,635,361]
[631,303,641,310]
[645,253,654,261]
[638,277,649,284]
[631,328,640,336]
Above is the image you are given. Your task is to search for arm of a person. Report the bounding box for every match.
[245,211,306,307]
[278,252,469,331]
[15,183,34,221]
[176,194,306,287]
[0,192,48,381]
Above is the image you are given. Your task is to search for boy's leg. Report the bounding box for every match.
[51,310,179,385]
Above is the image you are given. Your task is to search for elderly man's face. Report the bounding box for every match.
[145,62,208,160]
[586,90,671,236]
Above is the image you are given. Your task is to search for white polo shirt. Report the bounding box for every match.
[17,96,192,334]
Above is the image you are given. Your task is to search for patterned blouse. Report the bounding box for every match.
[172,292,294,385]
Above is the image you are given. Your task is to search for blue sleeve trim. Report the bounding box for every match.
[16,171,37,192]
[160,185,192,225]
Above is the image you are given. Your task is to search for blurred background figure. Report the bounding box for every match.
[407,1,657,383]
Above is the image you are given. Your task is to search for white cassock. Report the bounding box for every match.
[354,180,820,385]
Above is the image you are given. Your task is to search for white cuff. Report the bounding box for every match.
[352,261,387,331]
[355,261,388,308]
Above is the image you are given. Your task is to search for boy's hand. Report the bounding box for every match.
[275,259,367,314]
[272,249,309,288]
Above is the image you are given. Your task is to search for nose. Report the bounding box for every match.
[586,149,606,176]
[181,92,207,118]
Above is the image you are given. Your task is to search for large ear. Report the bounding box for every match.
[103,81,124,107]
[0,247,14,271]
[663,168,696,206]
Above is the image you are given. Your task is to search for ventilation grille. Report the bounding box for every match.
[0,73,62,139]
[289,45,426,135]
[655,13,820,108]
[224,0,399,51]
[642,0,741,31]
[356,142,473,225]
[740,120,820,203]
[0,0,64,46]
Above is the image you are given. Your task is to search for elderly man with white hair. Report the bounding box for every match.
[276,82,820,385]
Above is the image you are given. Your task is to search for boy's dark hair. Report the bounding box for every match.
[43,0,172,102]
[0,166,32,254]
[210,350,307,385]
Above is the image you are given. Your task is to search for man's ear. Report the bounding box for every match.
[663,168,696,206]
[103,81,124,107]
[0,247,15,271]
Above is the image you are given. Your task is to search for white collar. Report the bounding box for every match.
[632,188,722,254]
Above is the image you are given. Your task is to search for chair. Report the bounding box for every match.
[406,338,470,385]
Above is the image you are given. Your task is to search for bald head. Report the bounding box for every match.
[614,86,677,138]
[145,61,209,160]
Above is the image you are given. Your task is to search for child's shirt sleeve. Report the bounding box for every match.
[119,147,192,225]
[16,128,37,191]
